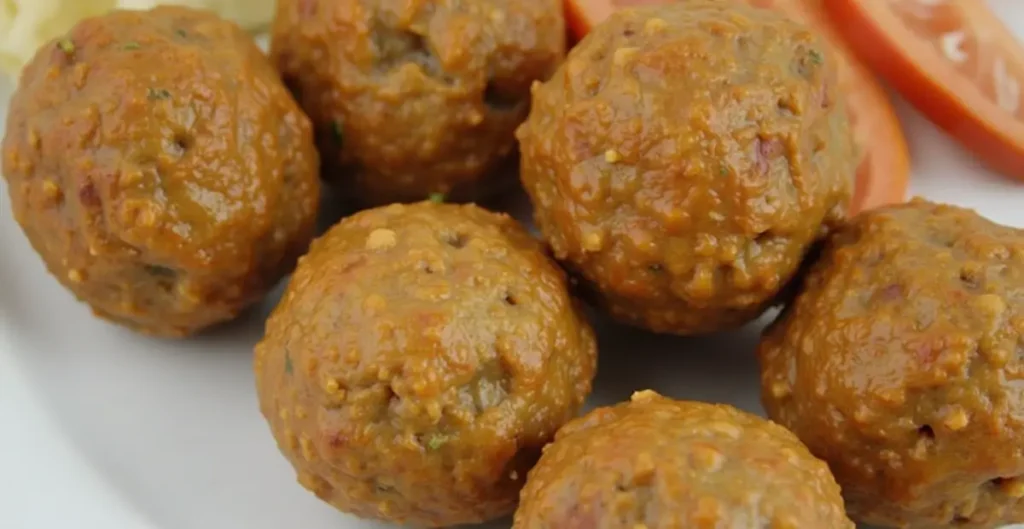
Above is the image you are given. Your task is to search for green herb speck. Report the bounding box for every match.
[148,88,172,100]
[427,434,449,450]
[719,166,729,177]
[284,353,293,375]
[176,29,188,38]
[428,192,446,204]
[330,120,344,146]
[57,39,75,54]
[122,42,141,50]
[808,49,823,65]
[648,263,663,273]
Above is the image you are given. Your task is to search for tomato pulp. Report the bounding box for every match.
[564,0,911,215]
[827,0,1024,183]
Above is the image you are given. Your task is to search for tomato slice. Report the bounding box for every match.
[564,0,911,215]
[826,0,1024,182]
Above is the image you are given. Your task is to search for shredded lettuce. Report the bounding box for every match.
[1,0,274,79]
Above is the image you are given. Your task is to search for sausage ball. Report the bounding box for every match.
[760,199,1024,528]
[271,0,565,206]
[254,201,597,527]
[1,7,320,337]
[517,2,855,335]
[513,390,854,528]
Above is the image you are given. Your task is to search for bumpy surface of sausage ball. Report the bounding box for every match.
[271,0,565,206]
[254,202,597,527]
[1,7,320,337]
[517,2,855,335]
[760,199,1024,528]
[513,390,854,528]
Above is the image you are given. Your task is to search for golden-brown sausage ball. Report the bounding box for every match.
[255,201,597,527]
[1,7,320,337]
[271,0,565,205]
[517,2,855,335]
[514,390,854,528]
[761,199,1024,528]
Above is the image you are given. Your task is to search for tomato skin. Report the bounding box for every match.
[565,0,599,44]
[826,0,1024,182]
[562,0,910,214]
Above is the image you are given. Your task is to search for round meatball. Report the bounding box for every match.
[1,7,320,337]
[760,199,1024,528]
[514,390,854,528]
[517,2,855,335]
[254,201,597,527]
[271,0,565,206]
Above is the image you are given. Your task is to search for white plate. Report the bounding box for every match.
[4,3,1024,528]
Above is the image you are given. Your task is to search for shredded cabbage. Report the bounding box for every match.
[1,0,274,79]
